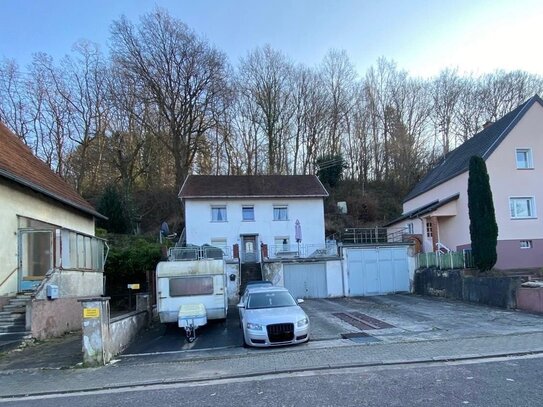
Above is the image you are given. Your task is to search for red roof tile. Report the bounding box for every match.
[0,122,104,219]
[179,175,328,199]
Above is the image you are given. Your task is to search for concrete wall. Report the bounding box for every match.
[34,270,104,300]
[0,179,95,295]
[517,287,543,314]
[28,298,82,340]
[108,311,148,357]
[226,261,240,304]
[184,197,326,251]
[415,268,524,309]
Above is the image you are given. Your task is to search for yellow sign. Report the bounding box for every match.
[83,308,100,318]
[127,284,140,290]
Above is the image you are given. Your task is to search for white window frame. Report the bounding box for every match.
[425,220,433,238]
[274,236,290,247]
[515,148,533,169]
[211,206,227,222]
[242,206,255,221]
[520,240,533,249]
[211,238,227,247]
[407,223,414,234]
[509,197,536,219]
[273,205,288,221]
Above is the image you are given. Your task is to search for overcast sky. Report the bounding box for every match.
[1,0,543,78]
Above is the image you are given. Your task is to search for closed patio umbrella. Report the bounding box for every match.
[295,219,302,255]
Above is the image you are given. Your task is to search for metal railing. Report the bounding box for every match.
[168,245,232,261]
[266,242,338,259]
[417,250,474,270]
[340,227,408,244]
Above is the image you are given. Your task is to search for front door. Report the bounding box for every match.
[18,229,53,291]
[242,235,258,263]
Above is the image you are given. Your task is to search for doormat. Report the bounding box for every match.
[341,332,381,344]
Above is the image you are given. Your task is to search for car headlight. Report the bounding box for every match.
[247,322,263,331]
[297,317,309,327]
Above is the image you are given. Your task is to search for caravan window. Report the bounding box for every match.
[169,277,214,297]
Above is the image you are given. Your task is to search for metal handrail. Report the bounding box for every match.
[0,267,18,291]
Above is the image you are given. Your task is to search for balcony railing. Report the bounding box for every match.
[417,250,474,270]
[168,245,232,261]
[266,242,338,259]
[340,227,408,244]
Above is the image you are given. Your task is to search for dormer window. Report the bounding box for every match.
[516,148,533,169]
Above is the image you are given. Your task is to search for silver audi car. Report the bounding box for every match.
[238,286,310,347]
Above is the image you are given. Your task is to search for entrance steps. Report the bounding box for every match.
[240,263,263,294]
[0,293,31,334]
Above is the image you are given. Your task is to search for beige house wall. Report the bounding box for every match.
[486,102,543,240]
[0,180,95,295]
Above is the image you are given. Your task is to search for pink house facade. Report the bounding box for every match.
[386,95,543,270]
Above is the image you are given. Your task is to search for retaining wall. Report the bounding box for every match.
[415,268,524,309]
[27,298,82,340]
[108,310,148,356]
[517,287,543,314]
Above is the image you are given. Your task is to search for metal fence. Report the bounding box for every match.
[168,245,232,261]
[340,227,408,244]
[416,250,474,270]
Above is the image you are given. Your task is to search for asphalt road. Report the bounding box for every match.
[3,355,542,407]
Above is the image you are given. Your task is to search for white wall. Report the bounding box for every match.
[0,180,96,295]
[184,198,326,250]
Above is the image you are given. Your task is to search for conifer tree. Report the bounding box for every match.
[468,156,498,271]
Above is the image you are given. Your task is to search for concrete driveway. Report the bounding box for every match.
[123,294,543,355]
[303,295,543,344]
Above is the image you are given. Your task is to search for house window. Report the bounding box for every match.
[242,206,255,221]
[273,205,288,221]
[211,206,227,222]
[407,223,414,234]
[426,220,433,238]
[275,237,289,247]
[516,149,533,169]
[510,197,536,219]
[520,240,533,249]
[211,238,227,248]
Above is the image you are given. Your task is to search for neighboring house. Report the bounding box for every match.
[0,122,107,339]
[178,175,329,263]
[386,94,543,270]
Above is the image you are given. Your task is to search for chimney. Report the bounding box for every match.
[482,120,493,130]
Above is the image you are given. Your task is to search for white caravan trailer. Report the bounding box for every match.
[156,259,228,341]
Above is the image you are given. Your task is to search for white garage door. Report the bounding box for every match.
[283,263,327,299]
[347,247,409,296]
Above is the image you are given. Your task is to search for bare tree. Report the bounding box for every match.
[110,9,230,187]
[237,45,293,174]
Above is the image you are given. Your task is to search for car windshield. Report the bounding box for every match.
[247,291,297,309]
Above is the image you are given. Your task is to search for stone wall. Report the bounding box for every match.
[415,268,524,309]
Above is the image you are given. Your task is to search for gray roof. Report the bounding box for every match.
[384,194,459,227]
[179,175,328,199]
[404,95,543,202]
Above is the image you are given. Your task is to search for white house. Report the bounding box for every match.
[178,175,329,263]
[0,122,106,339]
[386,94,543,270]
